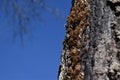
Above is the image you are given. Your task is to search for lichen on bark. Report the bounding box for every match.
[58,0,120,80]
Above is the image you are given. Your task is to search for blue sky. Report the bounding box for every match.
[0,0,71,80]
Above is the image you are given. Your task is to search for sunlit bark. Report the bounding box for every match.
[58,0,120,80]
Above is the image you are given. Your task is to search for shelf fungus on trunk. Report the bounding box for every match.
[58,0,91,80]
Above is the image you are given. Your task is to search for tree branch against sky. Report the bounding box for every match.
[0,0,64,45]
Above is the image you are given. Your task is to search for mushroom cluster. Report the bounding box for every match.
[61,0,91,80]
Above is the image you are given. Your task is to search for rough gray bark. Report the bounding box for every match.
[58,0,120,80]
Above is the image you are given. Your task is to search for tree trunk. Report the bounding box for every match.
[58,0,120,80]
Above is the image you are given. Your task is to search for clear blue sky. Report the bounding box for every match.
[0,0,71,80]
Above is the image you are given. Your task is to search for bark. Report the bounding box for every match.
[58,0,120,80]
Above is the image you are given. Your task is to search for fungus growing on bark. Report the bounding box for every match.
[77,40,82,48]
[70,47,79,56]
[74,63,81,74]
[82,48,88,53]
[84,34,90,41]
[72,55,80,62]
[58,0,90,80]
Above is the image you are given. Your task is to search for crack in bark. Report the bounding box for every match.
[107,0,120,16]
